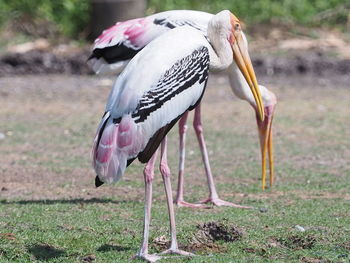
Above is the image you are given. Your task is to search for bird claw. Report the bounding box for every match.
[158,248,195,257]
[175,200,210,209]
[200,197,252,208]
[133,253,162,262]
[132,248,194,262]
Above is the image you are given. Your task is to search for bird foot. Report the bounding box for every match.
[175,200,210,209]
[200,197,252,208]
[159,248,195,257]
[133,253,162,262]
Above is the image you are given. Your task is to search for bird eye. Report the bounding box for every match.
[235,23,240,31]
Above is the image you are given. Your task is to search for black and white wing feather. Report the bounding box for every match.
[88,10,212,74]
[92,26,211,184]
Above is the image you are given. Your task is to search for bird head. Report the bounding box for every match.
[227,12,265,122]
[208,10,265,122]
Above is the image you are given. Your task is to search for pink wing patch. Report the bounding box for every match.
[93,123,119,183]
[94,18,149,49]
[92,115,141,184]
[117,118,133,148]
[95,124,117,164]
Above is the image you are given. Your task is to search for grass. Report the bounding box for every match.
[1,199,349,262]
[0,0,90,38]
[0,74,350,262]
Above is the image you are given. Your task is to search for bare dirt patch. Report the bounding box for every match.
[0,50,93,76]
[185,220,243,253]
[81,254,96,263]
[151,220,243,253]
[1,73,349,202]
[1,26,350,77]
[1,48,349,77]
[249,24,350,58]
[195,220,244,242]
[0,233,16,241]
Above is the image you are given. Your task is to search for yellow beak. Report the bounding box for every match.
[257,105,275,190]
[230,30,265,122]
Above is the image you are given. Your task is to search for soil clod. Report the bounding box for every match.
[196,220,244,242]
[152,235,170,250]
[259,207,268,213]
[81,254,96,263]
[151,220,243,253]
[187,220,243,253]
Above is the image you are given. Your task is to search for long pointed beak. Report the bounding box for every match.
[256,104,275,190]
[231,34,265,122]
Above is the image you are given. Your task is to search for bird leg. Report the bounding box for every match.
[175,112,204,208]
[135,150,161,263]
[158,137,194,257]
[193,105,252,208]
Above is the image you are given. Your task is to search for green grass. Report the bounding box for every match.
[0,75,350,262]
[148,0,350,28]
[1,198,350,262]
[0,0,90,38]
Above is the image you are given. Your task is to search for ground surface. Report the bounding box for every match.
[0,72,350,262]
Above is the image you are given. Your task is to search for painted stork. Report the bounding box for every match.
[92,10,265,261]
[90,10,276,207]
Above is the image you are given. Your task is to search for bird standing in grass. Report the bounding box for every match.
[89,10,276,209]
[92,11,265,261]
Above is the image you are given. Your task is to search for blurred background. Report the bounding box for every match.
[0,0,349,39]
[0,0,350,76]
[0,0,350,61]
[0,0,349,76]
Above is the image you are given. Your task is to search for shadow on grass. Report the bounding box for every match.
[0,198,137,205]
[28,244,65,260]
[97,244,131,252]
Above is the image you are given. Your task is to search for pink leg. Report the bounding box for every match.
[158,136,194,257]
[193,104,251,208]
[175,111,203,208]
[135,150,161,262]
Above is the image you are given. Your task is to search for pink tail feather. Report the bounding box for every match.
[92,114,138,184]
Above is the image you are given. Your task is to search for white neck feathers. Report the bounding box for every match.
[206,10,233,71]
